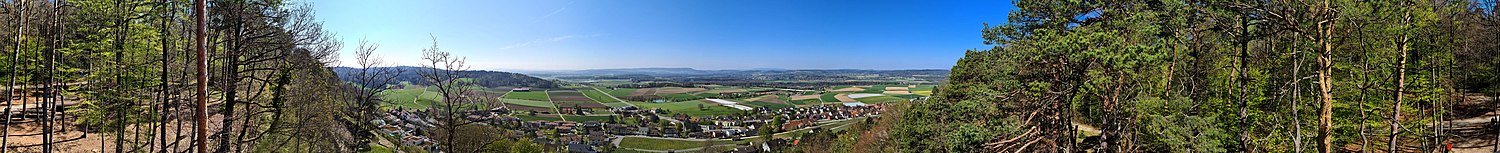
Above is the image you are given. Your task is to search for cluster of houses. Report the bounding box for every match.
[389,97,887,152]
[373,108,439,151]
[515,120,608,153]
[767,104,882,122]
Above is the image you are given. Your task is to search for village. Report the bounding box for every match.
[368,89,889,153]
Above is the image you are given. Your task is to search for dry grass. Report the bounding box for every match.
[790,95,822,101]
[751,95,785,104]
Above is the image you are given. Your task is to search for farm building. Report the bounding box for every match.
[512,87,532,92]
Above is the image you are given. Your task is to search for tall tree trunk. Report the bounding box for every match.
[1389,31,1410,153]
[1316,17,1337,153]
[2,0,29,149]
[1387,10,1414,153]
[193,0,211,152]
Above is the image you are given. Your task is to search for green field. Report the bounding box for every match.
[608,88,638,97]
[580,89,622,103]
[563,115,613,122]
[912,85,936,91]
[619,137,705,150]
[627,101,744,116]
[504,91,551,101]
[502,98,555,108]
[658,93,703,102]
[820,93,841,102]
[380,88,443,109]
[744,101,792,110]
[855,95,906,103]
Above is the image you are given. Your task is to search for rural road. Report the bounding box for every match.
[543,90,568,122]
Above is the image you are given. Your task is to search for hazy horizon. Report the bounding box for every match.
[311,0,1013,70]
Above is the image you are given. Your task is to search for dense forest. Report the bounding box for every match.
[0,0,545,152]
[872,0,1500,152]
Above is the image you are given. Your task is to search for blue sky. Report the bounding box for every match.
[311,0,1013,70]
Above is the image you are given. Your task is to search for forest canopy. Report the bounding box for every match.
[888,0,1500,152]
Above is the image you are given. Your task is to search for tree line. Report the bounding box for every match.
[873,0,1500,152]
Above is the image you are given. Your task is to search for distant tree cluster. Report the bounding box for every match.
[334,66,560,89]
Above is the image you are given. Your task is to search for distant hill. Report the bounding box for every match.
[522,67,716,76]
[333,66,559,89]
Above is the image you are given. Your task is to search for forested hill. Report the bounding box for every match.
[880,0,1500,153]
[333,66,559,89]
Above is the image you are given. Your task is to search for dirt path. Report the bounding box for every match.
[544,90,567,122]
[591,87,635,108]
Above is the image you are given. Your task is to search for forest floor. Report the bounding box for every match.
[4,97,228,153]
[1442,94,1499,153]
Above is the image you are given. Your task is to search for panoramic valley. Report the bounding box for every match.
[5,0,1500,153]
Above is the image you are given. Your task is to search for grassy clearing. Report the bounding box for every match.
[819,93,841,102]
[913,85,936,91]
[380,88,443,109]
[580,89,621,103]
[619,137,704,150]
[627,101,744,116]
[504,91,551,101]
[608,88,638,97]
[502,98,555,108]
